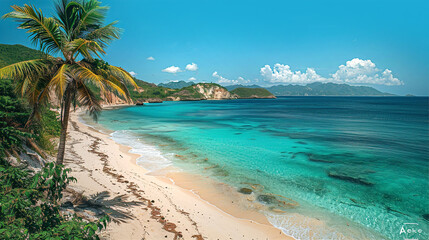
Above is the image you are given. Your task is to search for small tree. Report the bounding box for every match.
[0,0,137,164]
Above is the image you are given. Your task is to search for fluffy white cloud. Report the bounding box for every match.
[129,71,137,77]
[212,72,250,85]
[162,66,182,74]
[260,58,402,86]
[188,77,196,81]
[147,56,155,61]
[260,64,326,84]
[331,58,403,86]
[186,63,198,71]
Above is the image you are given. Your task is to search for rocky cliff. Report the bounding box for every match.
[194,83,232,100]
[168,83,233,101]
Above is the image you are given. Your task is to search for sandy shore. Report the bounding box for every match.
[64,109,293,240]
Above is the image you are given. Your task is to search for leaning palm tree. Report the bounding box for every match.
[0,0,137,165]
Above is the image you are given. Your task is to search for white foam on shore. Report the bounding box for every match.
[266,213,346,240]
[110,130,173,172]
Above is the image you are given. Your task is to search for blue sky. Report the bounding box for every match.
[1,0,428,95]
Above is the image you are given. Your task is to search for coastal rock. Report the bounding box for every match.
[257,195,277,204]
[327,169,374,186]
[295,152,334,163]
[146,98,163,103]
[238,188,253,195]
[212,168,229,177]
[180,97,204,101]
[135,100,144,105]
[291,152,309,158]
[166,96,180,101]
[423,214,429,221]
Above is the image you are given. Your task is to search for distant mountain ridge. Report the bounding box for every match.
[226,82,394,96]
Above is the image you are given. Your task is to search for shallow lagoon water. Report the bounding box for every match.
[90,97,429,239]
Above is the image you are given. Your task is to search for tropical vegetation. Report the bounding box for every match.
[230,87,275,98]
[0,158,109,239]
[0,58,108,239]
[0,0,137,165]
[157,80,195,89]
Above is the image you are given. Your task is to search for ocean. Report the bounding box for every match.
[83,97,429,239]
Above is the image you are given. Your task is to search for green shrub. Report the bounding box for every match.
[0,160,109,240]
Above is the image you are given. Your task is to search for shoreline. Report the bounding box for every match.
[66,109,293,239]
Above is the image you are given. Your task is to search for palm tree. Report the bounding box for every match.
[0,0,137,165]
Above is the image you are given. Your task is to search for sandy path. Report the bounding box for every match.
[64,110,292,240]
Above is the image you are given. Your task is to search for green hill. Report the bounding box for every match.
[0,44,47,68]
[158,80,195,89]
[231,87,276,99]
[128,78,175,101]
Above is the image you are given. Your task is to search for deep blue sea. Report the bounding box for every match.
[85,97,429,239]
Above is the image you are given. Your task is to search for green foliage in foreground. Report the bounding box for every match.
[0,57,109,237]
[0,77,108,239]
[0,79,31,153]
[0,78,61,154]
[0,159,109,239]
[230,87,275,98]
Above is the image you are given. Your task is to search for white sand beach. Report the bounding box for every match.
[64,109,292,240]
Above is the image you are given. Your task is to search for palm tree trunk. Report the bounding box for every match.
[56,87,72,165]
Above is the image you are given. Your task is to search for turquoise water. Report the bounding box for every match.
[88,97,429,239]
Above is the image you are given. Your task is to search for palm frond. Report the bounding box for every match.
[76,82,101,121]
[29,65,60,107]
[84,21,121,47]
[65,38,105,60]
[3,4,64,54]
[50,64,70,99]
[25,87,50,127]
[0,59,48,81]
[19,77,32,96]
[103,76,128,99]
[54,0,81,39]
[72,0,109,39]
[73,64,106,92]
[108,66,138,89]
[79,0,108,27]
